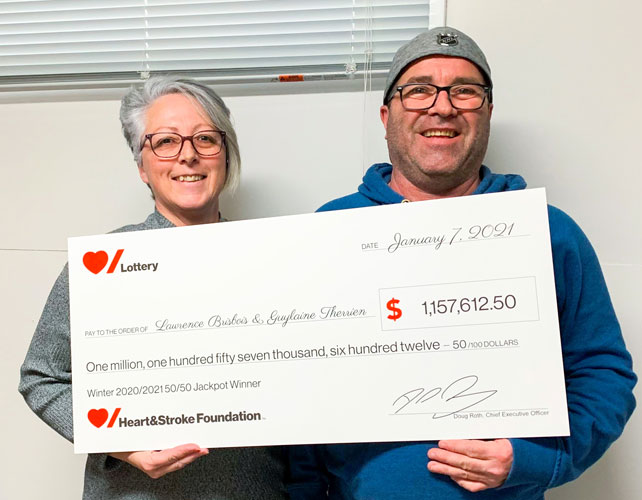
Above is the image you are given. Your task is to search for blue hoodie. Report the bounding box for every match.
[287,164,636,500]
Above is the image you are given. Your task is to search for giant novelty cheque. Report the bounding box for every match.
[68,189,569,453]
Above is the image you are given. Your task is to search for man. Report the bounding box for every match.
[287,27,636,499]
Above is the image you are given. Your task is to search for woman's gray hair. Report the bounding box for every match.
[120,75,240,191]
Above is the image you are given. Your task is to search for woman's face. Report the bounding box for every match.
[138,93,227,226]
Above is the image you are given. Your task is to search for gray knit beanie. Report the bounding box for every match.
[384,27,492,104]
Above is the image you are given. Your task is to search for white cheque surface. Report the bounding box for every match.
[69,189,569,453]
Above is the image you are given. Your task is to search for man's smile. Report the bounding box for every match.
[421,129,459,138]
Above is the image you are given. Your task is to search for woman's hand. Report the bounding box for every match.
[427,439,513,492]
[110,443,209,479]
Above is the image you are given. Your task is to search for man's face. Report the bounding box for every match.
[381,56,493,195]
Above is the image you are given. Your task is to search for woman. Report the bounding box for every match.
[19,76,286,499]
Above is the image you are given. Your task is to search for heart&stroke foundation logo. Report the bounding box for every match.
[88,407,121,428]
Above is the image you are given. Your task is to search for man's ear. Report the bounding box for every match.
[380,104,390,140]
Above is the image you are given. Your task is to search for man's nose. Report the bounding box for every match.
[428,89,457,117]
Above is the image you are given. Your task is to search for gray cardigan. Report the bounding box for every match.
[19,211,287,499]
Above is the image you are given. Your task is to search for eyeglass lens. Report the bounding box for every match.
[400,84,487,110]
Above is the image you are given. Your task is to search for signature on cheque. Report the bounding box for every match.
[392,375,497,418]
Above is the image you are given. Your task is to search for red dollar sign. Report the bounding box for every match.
[386,298,402,321]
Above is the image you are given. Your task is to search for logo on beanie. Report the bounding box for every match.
[437,33,459,46]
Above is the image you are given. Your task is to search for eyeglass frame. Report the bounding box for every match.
[393,82,493,111]
[141,130,227,159]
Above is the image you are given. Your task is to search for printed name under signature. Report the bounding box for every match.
[392,375,497,418]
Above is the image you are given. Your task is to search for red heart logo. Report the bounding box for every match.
[88,408,109,428]
[83,251,109,274]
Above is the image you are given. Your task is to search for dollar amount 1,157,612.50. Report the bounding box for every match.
[421,295,517,317]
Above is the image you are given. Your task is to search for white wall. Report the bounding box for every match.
[1,0,639,498]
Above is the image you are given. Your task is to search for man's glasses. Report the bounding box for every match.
[395,83,491,111]
[142,130,226,158]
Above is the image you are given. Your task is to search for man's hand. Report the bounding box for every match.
[110,443,209,479]
[427,439,513,492]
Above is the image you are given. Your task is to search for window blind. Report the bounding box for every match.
[0,0,444,91]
